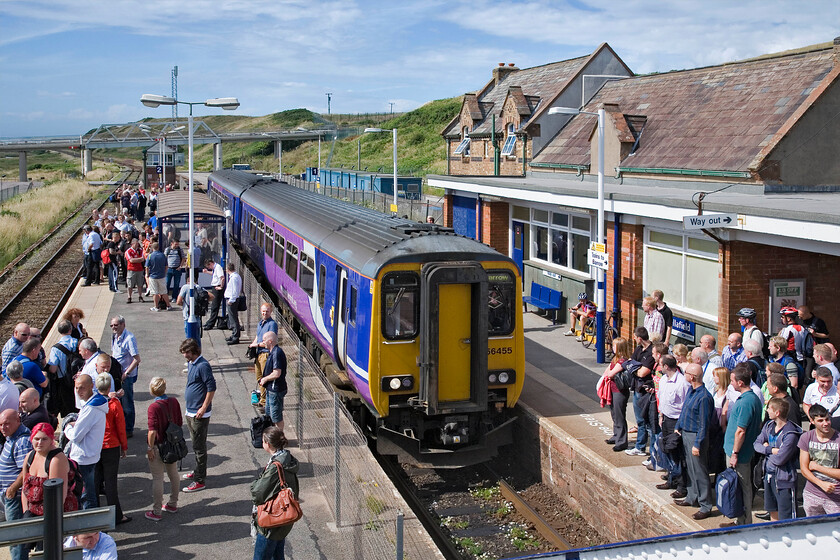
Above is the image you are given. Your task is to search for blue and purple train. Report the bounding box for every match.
[207,170,525,467]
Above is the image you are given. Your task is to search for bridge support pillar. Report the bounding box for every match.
[274,140,282,174]
[83,149,92,175]
[213,143,223,170]
[18,152,26,182]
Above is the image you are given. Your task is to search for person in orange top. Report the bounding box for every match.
[93,371,130,525]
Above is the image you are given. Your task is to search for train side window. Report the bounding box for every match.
[300,253,315,296]
[265,226,274,260]
[318,265,326,308]
[285,241,299,281]
[274,233,285,268]
[349,285,358,326]
[257,221,265,250]
[487,270,515,336]
[250,216,257,242]
[381,272,419,340]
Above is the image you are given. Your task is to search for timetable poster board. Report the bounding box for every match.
[769,279,805,333]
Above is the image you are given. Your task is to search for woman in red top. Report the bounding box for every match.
[22,423,78,515]
[94,372,130,524]
[146,376,182,521]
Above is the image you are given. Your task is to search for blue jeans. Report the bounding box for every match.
[166,268,182,301]
[253,534,285,560]
[265,390,287,424]
[78,462,97,510]
[107,262,119,292]
[4,494,28,560]
[633,392,650,451]
[120,376,136,434]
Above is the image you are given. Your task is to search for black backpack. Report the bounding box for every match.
[157,399,189,464]
[251,415,273,448]
[613,359,642,392]
[26,448,84,500]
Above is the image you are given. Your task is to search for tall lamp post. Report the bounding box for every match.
[141,93,239,344]
[363,127,398,213]
[548,106,606,363]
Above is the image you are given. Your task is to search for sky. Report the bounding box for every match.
[0,0,837,138]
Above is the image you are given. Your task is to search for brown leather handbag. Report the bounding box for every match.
[256,461,302,528]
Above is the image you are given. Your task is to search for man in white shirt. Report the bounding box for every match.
[202,258,225,330]
[224,263,242,344]
[65,375,108,510]
[803,367,840,421]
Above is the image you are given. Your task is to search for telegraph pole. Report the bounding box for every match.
[326,93,332,115]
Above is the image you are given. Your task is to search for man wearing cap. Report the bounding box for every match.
[737,308,765,352]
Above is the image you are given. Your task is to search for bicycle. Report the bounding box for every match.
[581,310,621,360]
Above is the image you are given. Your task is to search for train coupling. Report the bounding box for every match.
[440,417,469,446]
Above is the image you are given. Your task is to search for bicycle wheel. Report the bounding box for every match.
[604,327,618,360]
[582,322,595,348]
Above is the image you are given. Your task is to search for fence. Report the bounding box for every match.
[280,174,444,224]
[0,181,36,203]
[231,249,437,560]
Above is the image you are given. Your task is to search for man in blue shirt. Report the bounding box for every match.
[146,242,172,311]
[2,323,29,378]
[0,409,32,560]
[180,338,216,493]
[259,331,287,432]
[14,339,47,399]
[723,363,764,526]
[47,320,80,416]
[111,315,141,437]
[249,302,278,407]
[674,363,716,520]
[63,531,117,560]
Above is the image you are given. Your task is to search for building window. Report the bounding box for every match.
[514,205,592,274]
[454,126,470,156]
[501,123,516,156]
[644,229,719,318]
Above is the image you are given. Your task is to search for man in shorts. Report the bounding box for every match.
[565,292,595,341]
[124,238,145,304]
[145,242,172,311]
[798,404,840,516]
[258,331,287,432]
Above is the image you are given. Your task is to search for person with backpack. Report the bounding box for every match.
[799,306,829,381]
[743,339,767,386]
[736,307,767,355]
[145,377,181,521]
[769,335,804,393]
[779,306,812,370]
[22,422,78,516]
[46,320,82,416]
[753,397,802,521]
[64,375,108,510]
[94,374,130,525]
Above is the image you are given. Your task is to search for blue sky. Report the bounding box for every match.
[0,0,837,138]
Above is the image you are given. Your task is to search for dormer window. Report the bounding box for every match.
[501,123,516,156]
[454,126,471,156]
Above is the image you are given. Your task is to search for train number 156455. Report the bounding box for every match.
[488,347,513,355]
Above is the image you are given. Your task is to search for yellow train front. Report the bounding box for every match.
[367,254,525,469]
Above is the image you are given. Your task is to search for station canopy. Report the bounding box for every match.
[155,190,226,225]
[155,190,227,273]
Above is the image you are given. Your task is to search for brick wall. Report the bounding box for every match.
[605,221,644,339]
[448,138,530,176]
[480,200,509,253]
[442,192,453,228]
[719,240,840,343]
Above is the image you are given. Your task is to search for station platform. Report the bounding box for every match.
[24,278,443,560]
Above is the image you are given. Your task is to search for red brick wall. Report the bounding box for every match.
[605,221,644,339]
[720,240,840,343]
[448,138,530,176]
[481,200,508,253]
[442,192,453,228]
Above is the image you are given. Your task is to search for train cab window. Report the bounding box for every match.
[274,233,285,268]
[381,272,419,340]
[487,270,515,336]
[299,253,315,296]
[285,241,299,281]
[318,265,326,308]
[349,285,358,326]
[265,227,274,260]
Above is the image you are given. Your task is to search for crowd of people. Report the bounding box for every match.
[598,295,839,525]
[0,185,296,560]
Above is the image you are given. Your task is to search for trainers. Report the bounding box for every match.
[150,307,159,312]
[642,459,652,467]
[145,511,162,521]
[563,330,576,336]
[184,482,205,493]
[182,472,195,480]
[576,336,585,342]
[625,448,646,456]
[162,504,178,513]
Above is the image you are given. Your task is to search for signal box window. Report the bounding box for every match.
[382,272,419,340]
[487,270,515,336]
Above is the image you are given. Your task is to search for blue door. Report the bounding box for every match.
[512,221,524,275]
[452,195,478,239]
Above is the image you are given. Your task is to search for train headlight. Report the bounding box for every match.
[401,376,414,389]
[389,378,402,390]
[488,370,515,385]
[382,375,415,392]
[488,373,498,384]
[498,371,509,384]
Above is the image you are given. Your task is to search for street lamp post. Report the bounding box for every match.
[548,106,606,363]
[141,93,239,344]
[363,127,398,213]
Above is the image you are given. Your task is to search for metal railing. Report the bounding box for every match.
[280,175,444,224]
[232,250,435,560]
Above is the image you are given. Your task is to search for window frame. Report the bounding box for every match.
[513,205,593,277]
[273,232,285,268]
[381,271,420,341]
[501,123,516,156]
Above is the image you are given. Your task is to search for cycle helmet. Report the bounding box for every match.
[578,292,588,300]
[779,306,798,316]
[735,307,756,319]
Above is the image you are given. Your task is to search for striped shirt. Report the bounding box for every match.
[1,336,23,378]
[0,425,32,495]
[675,385,715,448]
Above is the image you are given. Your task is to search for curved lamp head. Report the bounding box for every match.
[141,94,176,108]
[547,107,580,116]
[364,127,384,133]
[205,97,240,110]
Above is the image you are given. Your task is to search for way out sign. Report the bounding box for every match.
[683,213,738,230]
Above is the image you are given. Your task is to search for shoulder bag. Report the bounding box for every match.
[256,460,302,528]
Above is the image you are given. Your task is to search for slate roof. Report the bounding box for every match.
[532,44,839,173]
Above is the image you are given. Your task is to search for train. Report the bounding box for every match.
[206,170,525,468]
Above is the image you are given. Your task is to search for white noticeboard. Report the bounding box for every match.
[769,279,806,333]
[587,249,609,270]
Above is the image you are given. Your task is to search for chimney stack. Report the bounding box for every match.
[493,63,520,86]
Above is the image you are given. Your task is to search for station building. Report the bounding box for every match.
[430,38,840,345]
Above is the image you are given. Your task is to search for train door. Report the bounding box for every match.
[512,221,525,276]
[333,266,348,370]
[418,262,488,416]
